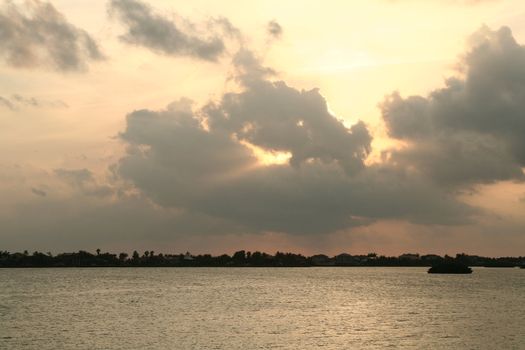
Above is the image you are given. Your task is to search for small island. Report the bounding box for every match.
[428,261,473,274]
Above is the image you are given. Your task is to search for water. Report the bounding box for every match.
[0,267,523,349]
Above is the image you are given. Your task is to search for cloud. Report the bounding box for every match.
[115,50,475,235]
[31,188,47,197]
[0,94,68,110]
[55,168,94,185]
[0,96,14,110]
[0,0,104,72]
[267,20,282,39]
[381,26,525,187]
[11,94,68,108]
[55,168,113,197]
[0,193,246,251]
[7,21,522,251]
[109,0,228,61]
[0,163,246,250]
[231,49,276,83]
[206,73,372,174]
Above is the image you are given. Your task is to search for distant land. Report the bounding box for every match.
[1,250,524,268]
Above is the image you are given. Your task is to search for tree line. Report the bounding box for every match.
[0,250,524,268]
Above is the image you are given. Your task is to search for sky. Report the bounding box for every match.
[1,0,525,256]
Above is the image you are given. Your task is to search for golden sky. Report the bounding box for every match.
[1,0,524,256]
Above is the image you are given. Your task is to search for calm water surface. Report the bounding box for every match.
[0,267,524,349]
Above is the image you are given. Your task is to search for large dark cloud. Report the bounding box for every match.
[206,51,372,175]
[115,51,475,235]
[0,0,104,72]
[381,26,525,187]
[109,0,228,61]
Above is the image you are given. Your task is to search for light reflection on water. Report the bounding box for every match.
[0,267,524,349]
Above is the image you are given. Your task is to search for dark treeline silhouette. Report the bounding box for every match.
[1,250,524,268]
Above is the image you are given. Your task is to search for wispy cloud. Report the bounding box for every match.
[109,0,231,61]
[31,188,47,197]
[0,94,68,110]
[0,0,104,72]
[267,20,283,39]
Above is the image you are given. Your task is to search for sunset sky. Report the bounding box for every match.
[1,0,525,256]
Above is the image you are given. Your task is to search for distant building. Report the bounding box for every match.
[399,253,420,260]
[311,254,335,266]
[164,254,181,262]
[335,253,355,265]
[421,254,442,261]
[183,252,194,261]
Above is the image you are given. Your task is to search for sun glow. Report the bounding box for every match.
[240,140,292,166]
[312,50,381,73]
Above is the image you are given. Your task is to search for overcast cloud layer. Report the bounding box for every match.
[0,0,103,71]
[0,0,524,254]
